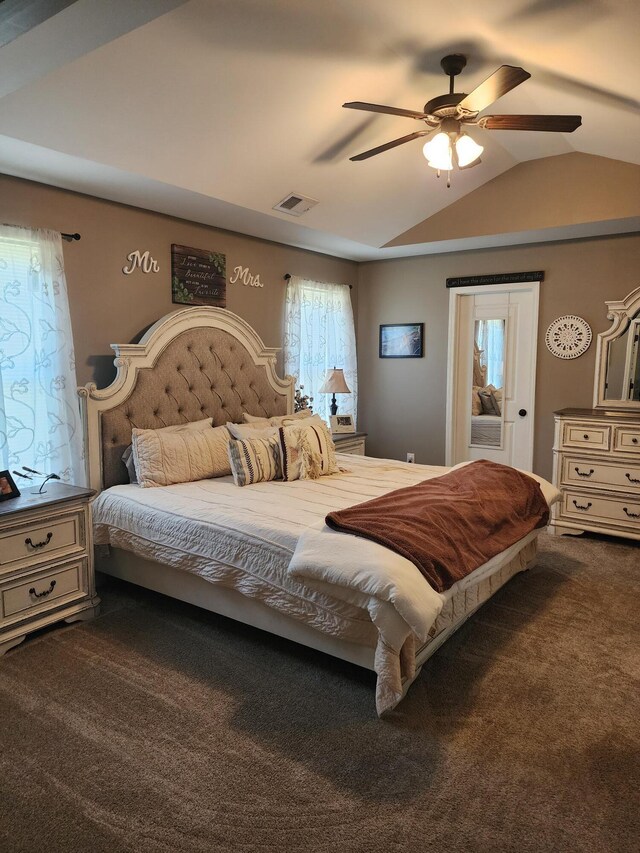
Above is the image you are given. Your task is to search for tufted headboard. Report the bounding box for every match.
[79,307,294,492]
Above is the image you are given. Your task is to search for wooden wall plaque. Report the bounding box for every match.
[171,244,226,306]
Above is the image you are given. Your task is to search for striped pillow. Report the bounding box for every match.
[227,434,282,487]
[278,418,338,481]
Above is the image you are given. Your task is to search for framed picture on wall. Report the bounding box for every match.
[171,244,226,306]
[379,323,424,358]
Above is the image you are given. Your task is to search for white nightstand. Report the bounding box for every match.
[332,431,367,456]
[0,483,100,655]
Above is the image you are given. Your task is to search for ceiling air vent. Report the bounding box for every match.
[273,193,318,217]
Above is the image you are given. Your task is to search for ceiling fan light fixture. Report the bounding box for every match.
[423,132,453,171]
[455,133,483,167]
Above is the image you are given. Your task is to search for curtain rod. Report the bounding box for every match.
[283,273,352,289]
[61,232,81,242]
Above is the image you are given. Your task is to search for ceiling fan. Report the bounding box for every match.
[343,54,582,184]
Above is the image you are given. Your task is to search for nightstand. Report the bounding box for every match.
[332,431,367,456]
[0,483,100,655]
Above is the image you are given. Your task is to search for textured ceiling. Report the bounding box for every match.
[0,0,638,259]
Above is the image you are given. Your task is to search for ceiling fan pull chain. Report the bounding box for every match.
[447,171,451,188]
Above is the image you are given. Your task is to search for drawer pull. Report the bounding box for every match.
[633,438,638,445]
[25,532,53,550]
[623,507,640,519]
[582,434,589,440]
[572,500,592,511]
[626,473,640,484]
[28,579,57,599]
[574,467,594,478]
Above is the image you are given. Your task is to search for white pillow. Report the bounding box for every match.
[242,410,313,426]
[227,434,282,487]
[227,422,278,440]
[278,417,338,481]
[132,424,231,487]
[122,418,214,483]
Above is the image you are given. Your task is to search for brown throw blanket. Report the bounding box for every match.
[325,460,549,593]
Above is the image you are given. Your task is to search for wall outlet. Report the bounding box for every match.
[406,452,415,463]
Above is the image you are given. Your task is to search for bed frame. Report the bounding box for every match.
[80,307,539,699]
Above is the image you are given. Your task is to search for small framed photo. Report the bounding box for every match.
[0,470,20,502]
[330,414,355,434]
[379,323,424,358]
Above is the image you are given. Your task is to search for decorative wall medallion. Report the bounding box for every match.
[229,265,264,288]
[122,250,160,275]
[545,315,592,359]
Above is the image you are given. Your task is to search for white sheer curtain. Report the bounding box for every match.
[0,225,84,484]
[284,276,358,424]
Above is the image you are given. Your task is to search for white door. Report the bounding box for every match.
[446,281,539,471]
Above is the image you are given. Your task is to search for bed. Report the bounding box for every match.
[471,413,502,447]
[81,307,556,715]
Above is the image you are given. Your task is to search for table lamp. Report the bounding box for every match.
[319,367,351,416]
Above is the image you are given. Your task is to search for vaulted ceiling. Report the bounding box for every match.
[0,0,638,259]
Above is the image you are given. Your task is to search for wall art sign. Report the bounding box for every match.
[122,250,160,275]
[229,265,264,288]
[171,244,226,306]
[446,271,544,288]
[379,323,424,358]
[545,315,592,359]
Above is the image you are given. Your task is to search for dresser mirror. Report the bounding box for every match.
[593,286,640,410]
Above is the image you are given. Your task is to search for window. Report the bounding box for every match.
[283,276,357,424]
[0,226,84,483]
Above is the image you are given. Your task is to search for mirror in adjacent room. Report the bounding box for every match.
[470,318,505,447]
[594,286,640,409]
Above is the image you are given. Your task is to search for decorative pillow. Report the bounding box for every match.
[492,387,503,415]
[243,410,313,426]
[478,389,501,416]
[132,424,232,487]
[472,386,483,416]
[278,417,338,481]
[122,418,214,484]
[227,434,282,487]
[227,422,278,440]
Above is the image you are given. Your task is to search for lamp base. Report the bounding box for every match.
[330,394,338,416]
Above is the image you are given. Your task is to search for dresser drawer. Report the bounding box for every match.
[0,558,88,624]
[613,426,640,455]
[561,456,640,495]
[560,489,640,530]
[0,510,84,574]
[561,422,610,451]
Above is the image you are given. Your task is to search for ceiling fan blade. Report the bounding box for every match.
[481,114,582,131]
[343,101,427,120]
[350,130,432,161]
[458,65,531,113]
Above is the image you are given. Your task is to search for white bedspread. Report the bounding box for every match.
[92,454,559,715]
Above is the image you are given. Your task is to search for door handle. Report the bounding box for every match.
[518,409,527,417]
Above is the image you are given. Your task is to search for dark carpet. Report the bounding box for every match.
[1,532,638,853]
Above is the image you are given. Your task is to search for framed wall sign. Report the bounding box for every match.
[171,245,226,306]
[379,323,424,358]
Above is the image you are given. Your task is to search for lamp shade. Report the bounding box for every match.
[423,132,453,170]
[318,368,351,394]
[455,133,483,167]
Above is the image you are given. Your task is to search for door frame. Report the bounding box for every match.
[445,280,540,468]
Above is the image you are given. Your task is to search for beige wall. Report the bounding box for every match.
[357,234,640,480]
[0,174,358,387]
[387,153,640,247]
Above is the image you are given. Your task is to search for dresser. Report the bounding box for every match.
[0,483,100,655]
[550,408,640,541]
[332,431,367,455]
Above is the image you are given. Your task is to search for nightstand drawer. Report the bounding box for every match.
[613,426,640,455]
[561,423,610,451]
[1,558,88,624]
[0,511,83,573]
